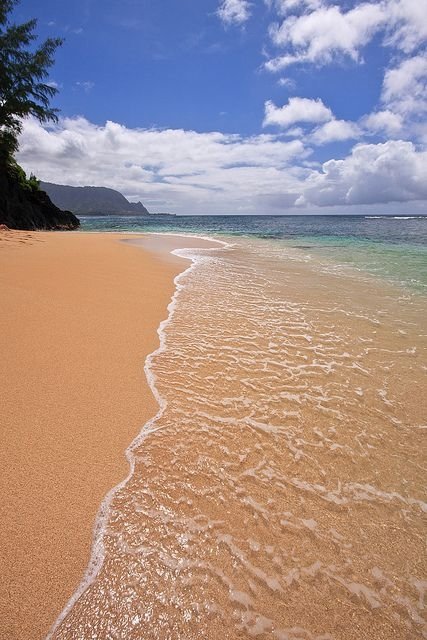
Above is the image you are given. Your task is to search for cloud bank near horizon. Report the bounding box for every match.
[17,117,427,215]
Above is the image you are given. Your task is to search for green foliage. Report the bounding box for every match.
[0,0,63,162]
[7,156,26,184]
[27,171,40,190]
[0,126,17,161]
[7,157,40,191]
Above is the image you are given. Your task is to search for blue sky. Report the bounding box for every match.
[14,0,427,214]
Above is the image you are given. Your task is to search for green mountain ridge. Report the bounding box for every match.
[40,182,150,216]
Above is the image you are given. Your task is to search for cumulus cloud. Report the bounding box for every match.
[382,55,427,117]
[362,110,403,136]
[263,97,332,128]
[265,0,427,71]
[217,0,252,26]
[311,119,360,145]
[17,117,307,214]
[266,2,386,70]
[384,0,427,53]
[263,98,405,145]
[262,0,427,143]
[17,119,427,214]
[301,140,427,206]
[266,53,426,143]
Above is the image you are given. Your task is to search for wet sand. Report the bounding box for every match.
[0,230,213,640]
[50,236,427,640]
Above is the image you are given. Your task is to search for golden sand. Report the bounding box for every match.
[0,230,206,640]
[2,231,426,640]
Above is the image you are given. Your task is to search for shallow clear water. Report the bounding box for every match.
[80,214,427,292]
[51,229,427,639]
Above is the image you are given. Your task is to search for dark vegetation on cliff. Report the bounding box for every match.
[0,0,79,230]
[41,182,150,216]
[0,162,79,230]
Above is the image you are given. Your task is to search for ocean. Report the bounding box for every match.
[80,214,427,292]
[51,215,426,639]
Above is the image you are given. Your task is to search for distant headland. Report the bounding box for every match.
[41,182,175,217]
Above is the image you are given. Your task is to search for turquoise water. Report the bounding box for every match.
[80,214,427,292]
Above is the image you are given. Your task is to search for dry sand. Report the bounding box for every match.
[0,229,211,640]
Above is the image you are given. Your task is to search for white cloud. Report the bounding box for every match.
[284,126,304,138]
[362,110,403,136]
[267,0,322,16]
[263,1,427,141]
[311,119,360,145]
[382,55,427,117]
[277,76,295,89]
[265,0,427,71]
[17,117,307,214]
[263,97,332,128]
[266,3,386,70]
[302,140,427,206]
[385,0,427,53]
[75,81,95,93]
[217,0,252,26]
[17,119,427,214]
[265,54,299,72]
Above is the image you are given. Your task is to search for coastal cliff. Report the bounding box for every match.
[0,164,80,230]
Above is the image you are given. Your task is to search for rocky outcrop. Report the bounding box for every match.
[0,166,80,230]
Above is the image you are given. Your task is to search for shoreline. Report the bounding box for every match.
[48,234,225,638]
[0,230,217,640]
[46,230,427,639]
